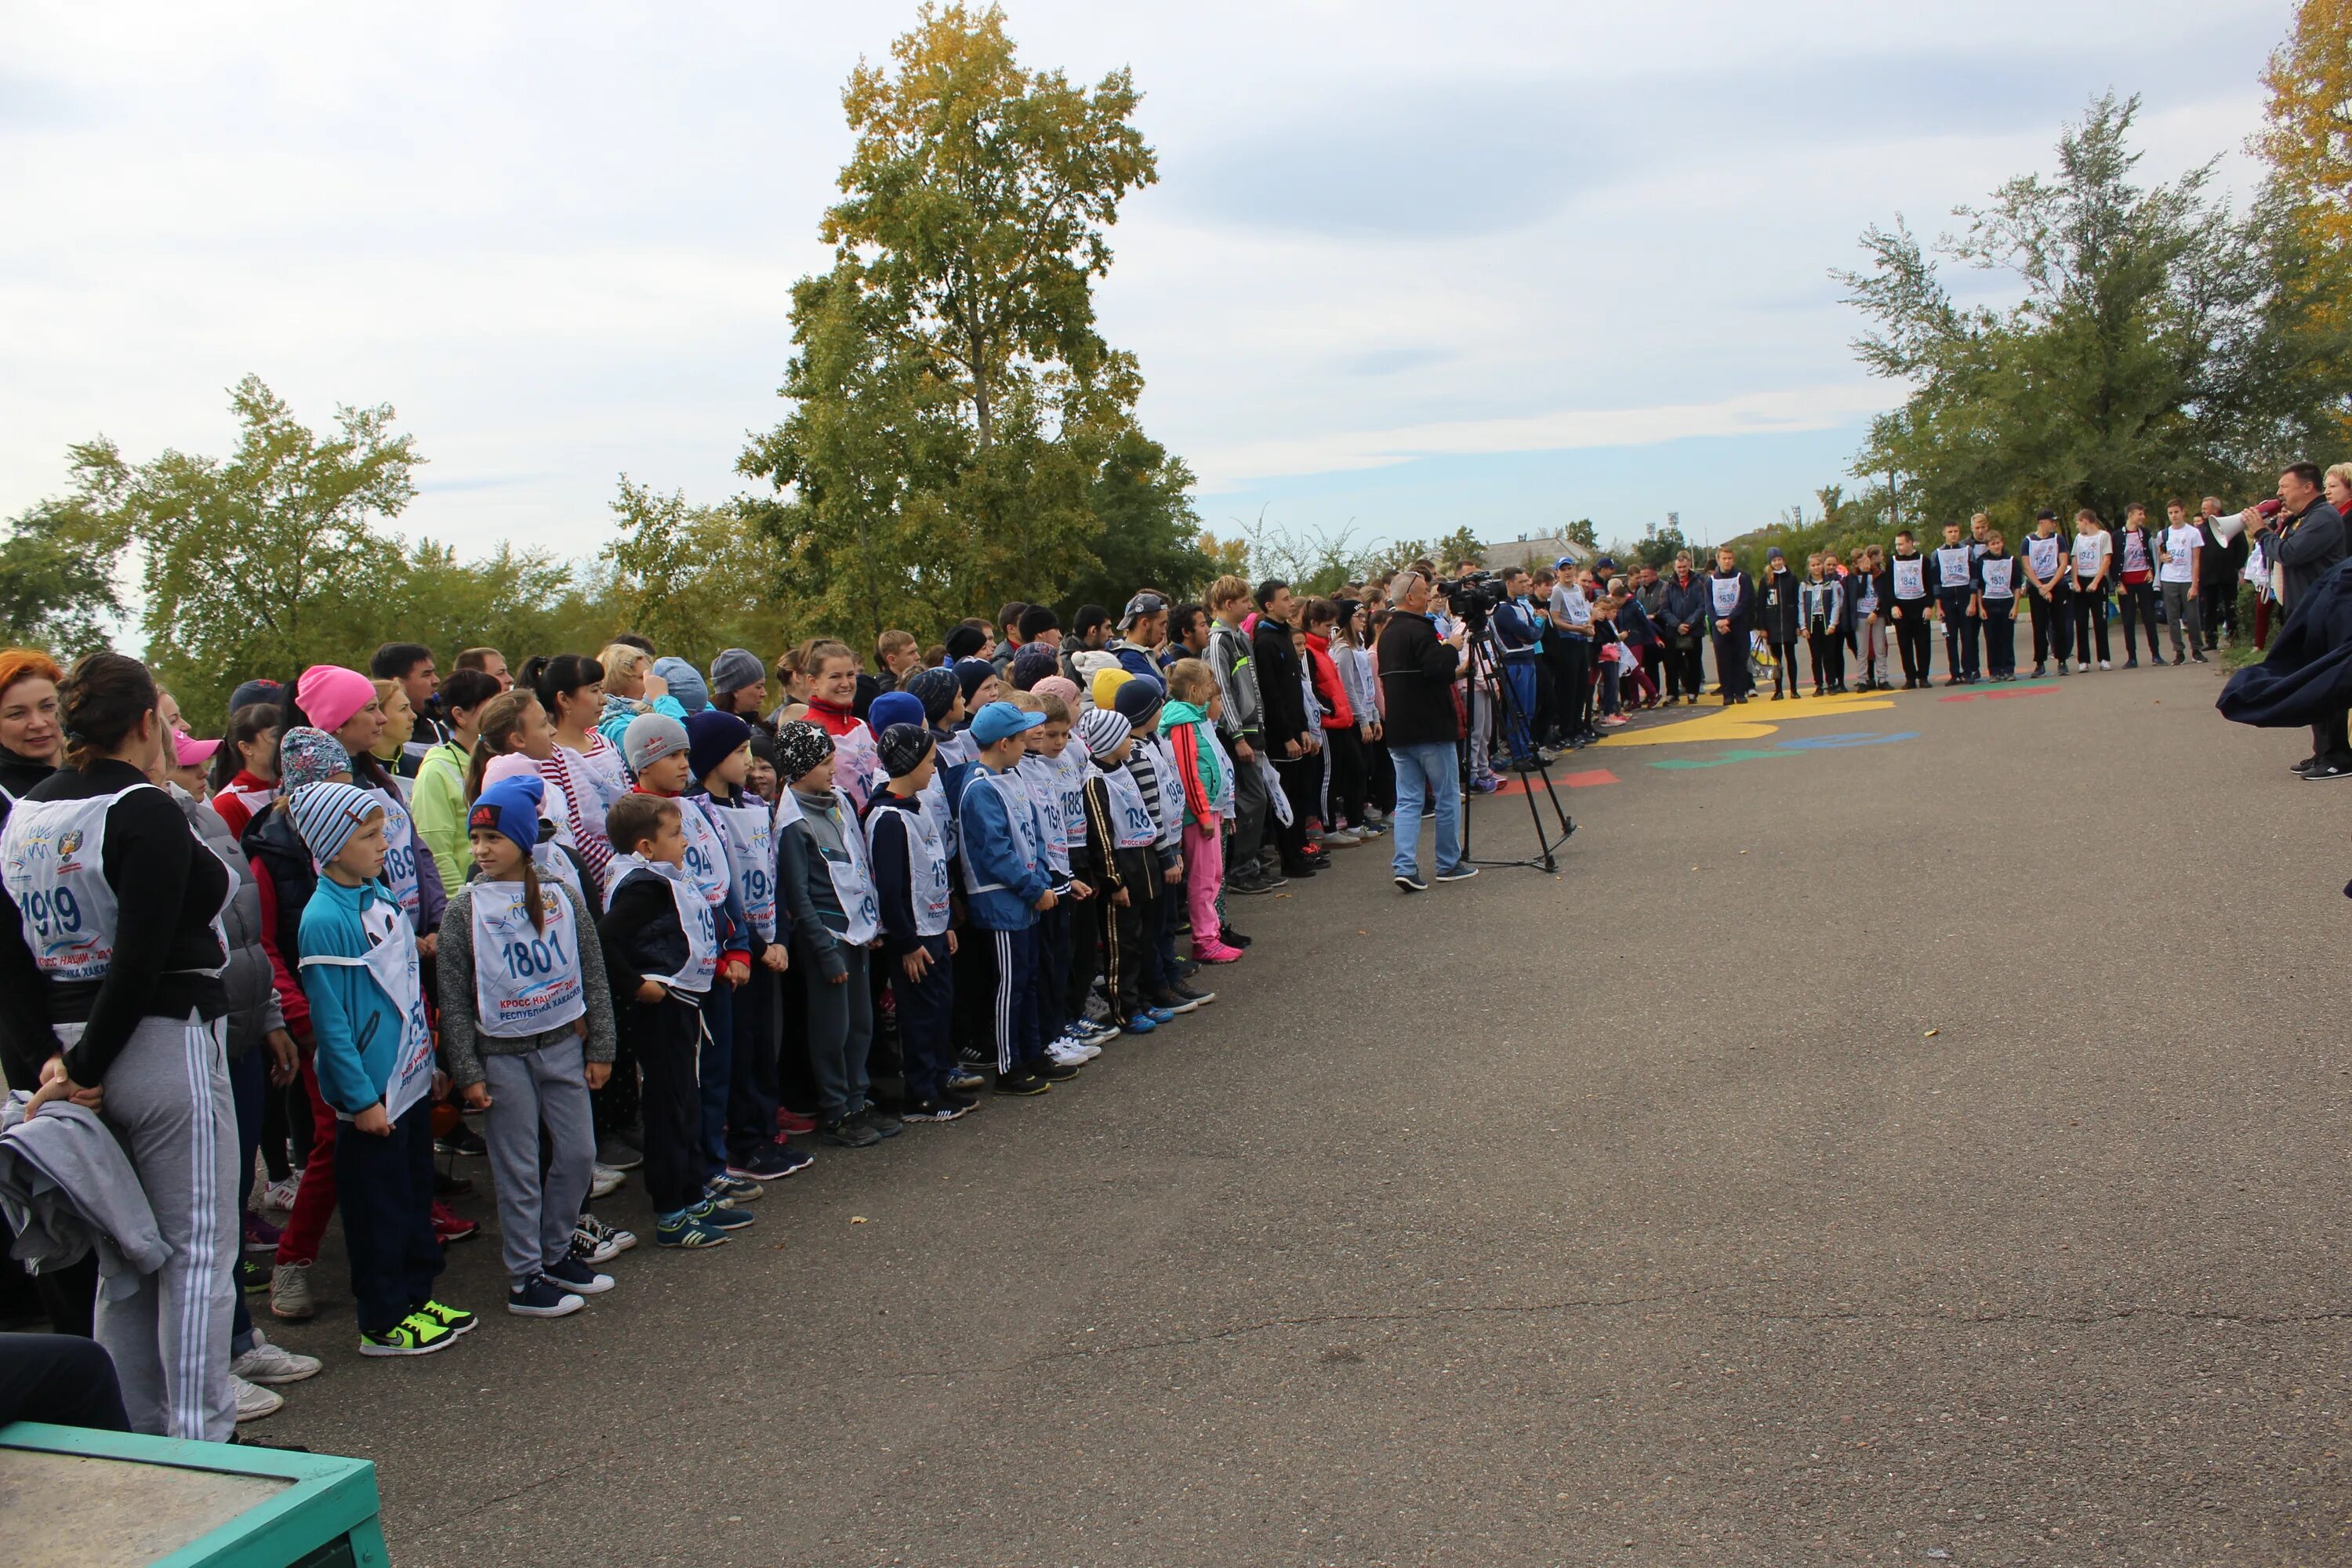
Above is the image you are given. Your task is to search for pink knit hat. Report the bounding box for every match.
[481,752,543,791]
[295,665,376,735]
[1032,675,1081,710]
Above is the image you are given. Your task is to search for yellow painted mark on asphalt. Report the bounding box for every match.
[1592,689,1897,746]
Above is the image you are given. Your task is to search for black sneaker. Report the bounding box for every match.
[506,1277,583,1318]
[1170,982,1214,1008]
[1394,872,1429,893]
[901,1097,971,1122]
[1435,864,1481,883]
[2305,760,2352,781]
[435,1123,487,1158]
[1221,927,1252,948]
[822,1117,882,1149]
[858,1107,904,1139]
[2190,650,2208,663]
[1227,868,1275,896]
[1034,1058,1080,1082]
[1280,861,1319,879]
[541,1254,614,1294]
[941,1088,980,1113]
[1147,988,1201,1015]
[993,1071,1051,1097]
[946,1069,986,1094]
[2291,757,2317,775]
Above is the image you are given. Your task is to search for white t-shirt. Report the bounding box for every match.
[2072,531,2111,583]
[2160,525,2201,584]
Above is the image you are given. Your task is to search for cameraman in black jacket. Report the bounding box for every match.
[1375,572,1475,892]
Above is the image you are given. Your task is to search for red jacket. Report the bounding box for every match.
[1302,631,1354,729]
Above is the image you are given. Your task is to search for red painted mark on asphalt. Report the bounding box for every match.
[1938,694,1976,702]
[1984,686,2054,699]
[1484,769,1617,798]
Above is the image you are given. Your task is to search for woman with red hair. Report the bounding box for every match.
[0,648,64,811]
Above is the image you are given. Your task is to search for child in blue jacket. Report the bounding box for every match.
[292,782,474,1359]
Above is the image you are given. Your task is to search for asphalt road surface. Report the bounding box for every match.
[260,658,2350,1567]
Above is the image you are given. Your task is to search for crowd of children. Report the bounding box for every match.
[0,579,1444,1429]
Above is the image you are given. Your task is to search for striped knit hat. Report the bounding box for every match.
[1078,707,1131,760]
[289,782,382,866]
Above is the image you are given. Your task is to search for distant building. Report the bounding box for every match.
[1479,534,1594,574]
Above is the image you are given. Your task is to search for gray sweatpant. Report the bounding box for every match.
[483,1036,596,1289]
[1853,620,1887,685]
[2161,581,2202,657]
[83,1013,238,1441]
[802,942,873,1125]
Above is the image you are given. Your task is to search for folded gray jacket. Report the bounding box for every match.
[0,1094,169,1298]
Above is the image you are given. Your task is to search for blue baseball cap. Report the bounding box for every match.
[968,700,1046,745]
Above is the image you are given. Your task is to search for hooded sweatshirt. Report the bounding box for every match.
[1159,699,1225,829]
[296,877,414,1116]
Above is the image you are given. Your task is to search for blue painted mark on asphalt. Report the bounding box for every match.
[1776,731,1920,750]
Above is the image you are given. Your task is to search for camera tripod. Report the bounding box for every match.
[1456,623,1577,872]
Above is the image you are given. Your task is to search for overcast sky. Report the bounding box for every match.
[0,1,2293,567]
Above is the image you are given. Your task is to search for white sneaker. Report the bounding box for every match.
[2100,659,2111,670]
[589,1163,624,1200]
[232,1374,284,1423]
[1046,1040,1093,1069]
[1069,1033,1103,1061]
[270,1259,316,1321]
[257,1171,301,1215]
[231,1327,321,1385]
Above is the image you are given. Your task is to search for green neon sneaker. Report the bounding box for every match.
[359,1316,455,1357]
[412,1299,477,1336]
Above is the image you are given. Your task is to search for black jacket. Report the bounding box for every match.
[1252,616,1312,750]
[1756,567,1802,641]
[598,869,692,1005]
[2220,555,2352,728]
[1707,569,1755,630]
[1376,612,1462,746]
[0,760,230,1089]
[866,792,931,956]
[1660,573,1710,642]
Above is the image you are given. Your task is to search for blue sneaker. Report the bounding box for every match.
[1121,1013,1158,1036]
[1142,1006,1175,1026]
[654,1211,731,1248]
[691,1200,757,1231]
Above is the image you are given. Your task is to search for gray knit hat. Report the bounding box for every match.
[709,648,764,699]
[622,712,691,775]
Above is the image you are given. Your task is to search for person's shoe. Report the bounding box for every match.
[257,1171,302,1215]
[690,1199,757,1231]
[1120,1011,1159,1036]
[1321,828,1363,846]
[708,1172,763,1202]
[270,1261,317,1321]
[946,1068,987,1094]
[2100,659,2113,670]
[1047,1037,1094,1069]
[775,1107,818,1135]
[1394,871,1429,893]
[432,1168,474,1197]
[435,1123,487,1158]
[1171,981,1215,1008]
[902,1096,972,1122]
[1148,988,1201,1016]
[858,1106,905,1139]
[589,1163,625,1200]
[243,1214,281,1254]
[2190,650,2208,663]
[359,1315,456,1357]
[1771,689,1785,700]
[2124,657,2139,668]
[768,1139,816,1176]
[822,1116,882,1148]
[1036,1057,1082,1081]
[1071,1018,1119,1044]
[430,1203,479,1245]
[508,1278,586,1318]
[1141,1005,1177,1027]
[231,1328,321,1386]
[2172,654,2186,666]
[1279,860,1319,878]
[1221,925,1253,948]
[2292,756,2318,775]
[728,1142,800,1182]
[1436,864,1481,883]
[2304,760,2352,781]
[1192,938,1244,963]
[415,1299,478,1336]
[572,1213,635,1264]
[1227,868,1274,895]
[232,1373,285,1422]
[542,1254,615,1295]
[594,1137,644,1171]
[993,1069,1051,1096]
[238,1255,269,1293]
[654,1211,731,1248]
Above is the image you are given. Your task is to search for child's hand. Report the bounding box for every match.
[585,1062,611,1091]
[354,1102,393,1138]
[945,929,958,955]
[902,948,931,983]
[634,978,669,1004]
[462,1081,492,1111]
[1165,860,1184,886]
[418,933,438,960]
[723,959,750,987]
[1067,879,1093,902]
[760,943,789,972]
[1035,887,1058,912]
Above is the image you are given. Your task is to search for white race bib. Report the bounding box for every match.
[376,788,421,924]
[816,788,880,946]
[359,896,435,1123]
[1710,576,1740,616]
[868,803,951,938]
[709,800,776,941]
[0,786,143,981]
[673,795,731,911]
[1936,546,1972,590]
[2027,537,2060,577]
[1980,557,2015,597]
[468,880,586,1039]
[1893,558,1926,599]
[609,855,716,994]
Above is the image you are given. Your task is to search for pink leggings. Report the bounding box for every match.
[1181,819,1225,949]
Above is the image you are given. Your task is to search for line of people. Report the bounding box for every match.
[0,569,1504,1434]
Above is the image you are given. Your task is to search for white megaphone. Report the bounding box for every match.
[2212,510,2247,544]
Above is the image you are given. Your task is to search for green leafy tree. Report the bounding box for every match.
[742,2,1187,643]
[604,479,786,667]
[0,449,129,654]
[1562,517,1599,552]
[1838,93,2327,526]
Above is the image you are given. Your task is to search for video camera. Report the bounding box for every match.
[1445,569,1506,630]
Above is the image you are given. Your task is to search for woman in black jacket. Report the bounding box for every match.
[1755,547,1804,699]
[0,653,238,1440]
